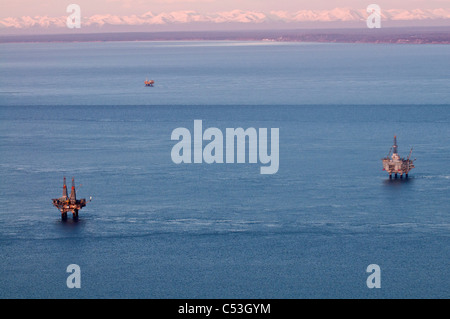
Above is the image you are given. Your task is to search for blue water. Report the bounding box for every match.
[0,41,449,298]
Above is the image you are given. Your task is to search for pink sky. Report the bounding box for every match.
[1,0,449,18]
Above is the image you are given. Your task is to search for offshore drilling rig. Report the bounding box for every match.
[382,136,415,179]
[52,177,90,220]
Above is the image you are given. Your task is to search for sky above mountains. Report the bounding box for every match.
[1,0,449,33]
[2,0,449,18]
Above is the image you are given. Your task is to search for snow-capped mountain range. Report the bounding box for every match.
[1,8,450,29]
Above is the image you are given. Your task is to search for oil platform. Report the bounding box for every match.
[382,136,415,179]
[145,78,154,87]
[52,177,90,220]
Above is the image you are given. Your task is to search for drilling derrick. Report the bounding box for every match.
[392,136,398,155]
[52,177,90,220]
[62,177,68,200]
[382,136,415,179]
[70,177,76,203]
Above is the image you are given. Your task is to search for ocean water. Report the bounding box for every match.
[0,41,449,299]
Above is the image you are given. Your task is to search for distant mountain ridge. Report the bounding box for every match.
[1,8,450,30]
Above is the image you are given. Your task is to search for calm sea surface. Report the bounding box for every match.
[0,41,449,298]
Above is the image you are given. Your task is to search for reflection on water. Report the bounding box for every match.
[56,216,86,237]
[383,176,415,187]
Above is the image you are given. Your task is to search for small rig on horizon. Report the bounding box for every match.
[52,177,91,220]
[382,136,416,179]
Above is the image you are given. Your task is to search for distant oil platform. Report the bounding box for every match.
[145,78,155,87]
[382,136,415,179]
[52,177,91,220]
